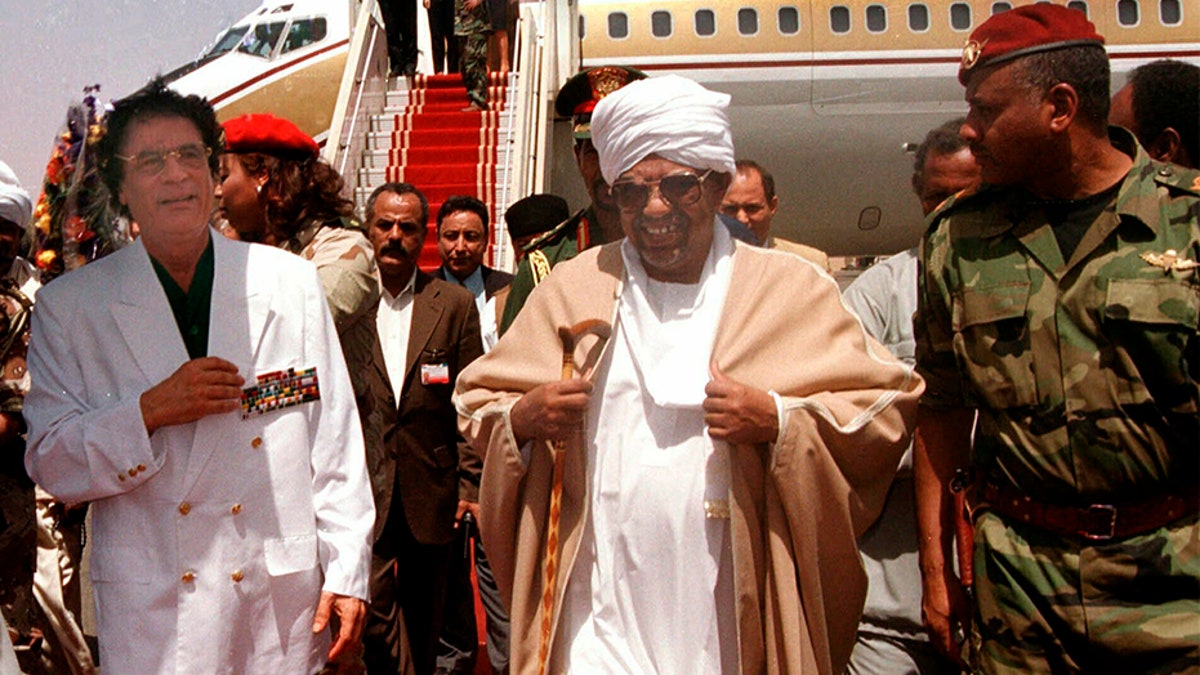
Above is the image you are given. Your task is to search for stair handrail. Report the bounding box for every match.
[491,0,577,271]
[490,2,540,271]
[323,0,390,203]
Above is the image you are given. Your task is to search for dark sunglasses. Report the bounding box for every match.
[608,170,713,212]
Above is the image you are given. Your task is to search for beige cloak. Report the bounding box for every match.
[454,240,922,674]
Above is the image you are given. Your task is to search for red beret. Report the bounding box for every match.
[959,4,1104,85]
[222,113,319,158]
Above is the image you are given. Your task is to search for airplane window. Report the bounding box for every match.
[865,4,887,32]
[651,11,672,37]
[778,6,800,34]
[1067,1,1089,17]
[830,6,851,33]
[205,26,249,58]
[238,20,286,58]
[908,3,930,31]
[738,8,759,35]
[949,2,972,30]
[695,9,716,36]
[857,206,882,231]
[1117,0,1139,25]
[608,12,629,39]
[1160,0,1181,25]
[991,2,1012,14]
[282,18,327,54]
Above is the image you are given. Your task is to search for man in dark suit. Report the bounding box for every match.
[433,195,513,353]
[360,182,484,674]
[379,0,418,77]
[431,195,513,674]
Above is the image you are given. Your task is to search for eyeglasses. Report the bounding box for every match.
[114,144,212,177]
[719,202,767,217]
[608,170,713,212]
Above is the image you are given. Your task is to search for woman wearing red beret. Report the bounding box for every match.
[217,113,380,340]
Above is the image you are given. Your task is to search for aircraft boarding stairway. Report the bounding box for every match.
[317,1,579,667]
[325,0,581,274]
[356,72,512,270]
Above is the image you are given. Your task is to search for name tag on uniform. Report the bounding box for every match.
[241,366,320,418]
[421,362,450,385]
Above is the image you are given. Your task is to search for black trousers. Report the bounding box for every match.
[379,0,418,74]
[364,497,452,674]
[427,0,459,74]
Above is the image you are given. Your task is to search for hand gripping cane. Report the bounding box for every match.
[536,319,611,675]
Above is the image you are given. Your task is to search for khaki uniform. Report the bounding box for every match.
[916,130,1200,673]
[764,235,831,273]
[291,219,381,453]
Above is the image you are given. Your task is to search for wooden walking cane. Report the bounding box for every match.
[536,319,611,675]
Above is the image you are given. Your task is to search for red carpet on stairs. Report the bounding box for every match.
[385,72,507,271]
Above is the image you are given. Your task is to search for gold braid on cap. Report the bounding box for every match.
[588,67,628,101]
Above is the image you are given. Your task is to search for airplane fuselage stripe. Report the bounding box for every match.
[599,48,1200,72]
[210,39,350,105]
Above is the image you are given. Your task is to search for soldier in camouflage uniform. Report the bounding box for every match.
[913,6,1199,674]
[455,0,492,111]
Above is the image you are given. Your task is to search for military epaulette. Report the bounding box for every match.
[520,207,580,252]
[337,215,366,232]
[521,214,574,253]
[1150,162,1200,197]
[923,182,990,233]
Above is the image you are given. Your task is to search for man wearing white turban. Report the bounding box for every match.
[454,75,923,674]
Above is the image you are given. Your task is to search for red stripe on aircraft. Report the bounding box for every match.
[623,48,1200,72]
[210,39,350,105]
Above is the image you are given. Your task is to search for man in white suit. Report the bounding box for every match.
[23,79,374,673]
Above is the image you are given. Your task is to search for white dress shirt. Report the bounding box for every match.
[376,268,417,400]
[451,266,499,353]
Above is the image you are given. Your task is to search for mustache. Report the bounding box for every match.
[380,242,411,258]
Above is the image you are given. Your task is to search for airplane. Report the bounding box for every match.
[571,0,1200,257]
[158,0,1198,261]
[164,0,352,146]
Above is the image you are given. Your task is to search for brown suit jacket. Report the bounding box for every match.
[363,272,484,545]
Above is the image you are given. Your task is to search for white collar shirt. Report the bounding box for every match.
[449,265,499,353]
[376,268,417,401]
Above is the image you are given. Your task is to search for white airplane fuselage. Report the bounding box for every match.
[574,0,1199,256]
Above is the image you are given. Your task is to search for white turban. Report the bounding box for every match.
[0,162,32,230]
[590,75,737,185]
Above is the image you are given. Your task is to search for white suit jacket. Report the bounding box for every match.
[24,233,374,674]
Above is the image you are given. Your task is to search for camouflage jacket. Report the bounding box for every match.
[915,130,1200,503]
[454,0,491,36]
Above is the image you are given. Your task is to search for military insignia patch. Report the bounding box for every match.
[241,366,320,418]
[1140,249,1200,273]
[962,39,987,70]
[589,66,627,101]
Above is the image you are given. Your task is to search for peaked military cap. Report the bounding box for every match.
[554,66,647,139]
[505,194,569,239]
[959,4,1104,85]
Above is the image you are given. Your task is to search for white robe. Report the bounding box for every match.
[560,227,738,673]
